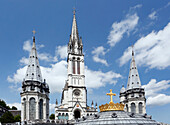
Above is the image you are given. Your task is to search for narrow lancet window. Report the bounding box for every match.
[77,61,80,74]
[73,61,76,74]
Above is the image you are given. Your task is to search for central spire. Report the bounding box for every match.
[71,8,79,42]
[68,9,83,55]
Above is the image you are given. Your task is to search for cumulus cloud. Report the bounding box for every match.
[148,11,157,20]
[107,13,139,47]
[119,22,170,69]
[91,46,108,66]
[142,79,170,106]
[23,40,32,52]
[20,57,29,65]
[55,45,67,59]
[7,59,121,93]
[85,67,122,88]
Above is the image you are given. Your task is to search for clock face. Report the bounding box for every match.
[73,89,80,96]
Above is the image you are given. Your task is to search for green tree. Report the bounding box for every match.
[49,114,55,120]
[14,115,21,122]
[0,100,6,108]
[0,111,15,123]
[11,106,17,110]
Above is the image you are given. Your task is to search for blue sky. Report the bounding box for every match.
[0,0,170,123]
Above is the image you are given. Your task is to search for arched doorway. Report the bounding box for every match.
[74,110,81,119]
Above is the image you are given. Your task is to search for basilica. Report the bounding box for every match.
[20,10,160,125]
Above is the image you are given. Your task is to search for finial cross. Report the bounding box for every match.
[106,89,116,103]
[32,30,36,35]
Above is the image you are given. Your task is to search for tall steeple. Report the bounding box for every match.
[126,46,141,90]
[68,9,83,55]
[25,31,42,83]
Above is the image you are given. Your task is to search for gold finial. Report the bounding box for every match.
[106,89,116,103]
[32,30,36,36]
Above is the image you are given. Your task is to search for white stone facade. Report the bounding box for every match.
[55,12,97,121]
[119,50,146,114]
[20,36,50,123]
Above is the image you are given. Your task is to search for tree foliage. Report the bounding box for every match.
[0,111,15,123]
[11,106,17,110]
[49,114,55,120]
[14,115,21,122]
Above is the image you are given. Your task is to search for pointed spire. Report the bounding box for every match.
[71,8,79,41]
[25,31,43,83]
[67,8,83,55]
[126,46,141,90]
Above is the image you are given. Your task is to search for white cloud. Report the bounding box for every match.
[23,40,32,52]
[85,67,122,88]
[147,94,170,106]
[143,79,170,97]
[38,53,54,62]
[91,46,108,66]
[49,103,56,114]
[19,57,29,65]
[148,11,157,20]
[7,60,121,93]
[142,79,170,106]
[107,13,139,47]
[55,45,67,59]
[119,22,170,69]
[130,4,142,10]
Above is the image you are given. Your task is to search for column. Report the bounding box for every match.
[36,101,39,119]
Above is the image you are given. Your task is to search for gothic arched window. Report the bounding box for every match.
[131,103,136,113]
[29,97,36,120]
[139,102,143,114]
[72,60,76,74]
[126,104,129,112]
[39,99,43,119]
[77,61,80,74]
[23,98,26,120]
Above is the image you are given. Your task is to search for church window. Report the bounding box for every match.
[72,61,76,74]
[32,73,34,75]
[138,102,143,114]
[27,74,28,76]
[37,66,39,68]
[28,65,30,67]
[39,99,43,119]
[73,89,81,96]
[132,67,134,69]
[126,104,129,112]
[31,85,35,90]
[131,103,136,113]
[132,75,134,77]
[32,64,34,66]
[23,98,26,120]
[136,74,138,76]
[33,56,34,58]
[38,75,40,77]
[137,82,139,84]
[132,82,134,84]
[77,61,80,74]
[29,97,36,120]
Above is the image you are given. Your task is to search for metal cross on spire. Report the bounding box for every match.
[106,89,116,103]
[32,30,36,36]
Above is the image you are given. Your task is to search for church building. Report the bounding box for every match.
[20,33,50,123]
[55,11,98,121]
[119,48,146,114]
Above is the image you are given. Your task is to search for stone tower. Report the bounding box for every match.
[55,11,97,121]
[119,48,146,114]
[20,33,50,123]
